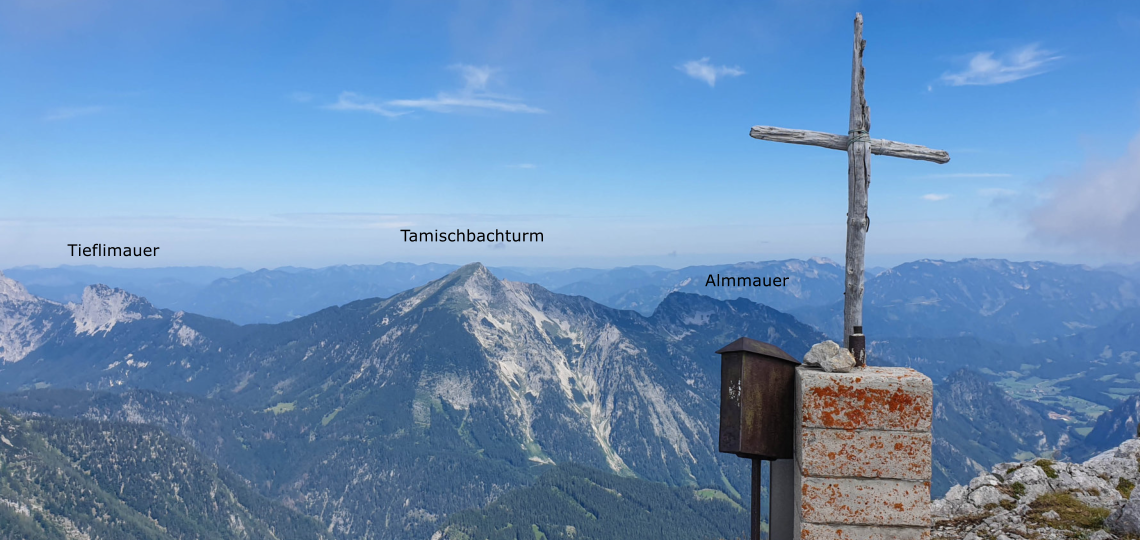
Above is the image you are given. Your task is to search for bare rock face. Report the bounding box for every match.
[802,343,857,373]
[1085,439,1140,487]
[0,271,70,363]
[932,439,1140,539]
[802,340,838,367]
[820,347,855,373]
[803,340,855,373]
[1107,490,1140,538]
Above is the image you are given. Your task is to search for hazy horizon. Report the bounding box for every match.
[4,253,1136,275]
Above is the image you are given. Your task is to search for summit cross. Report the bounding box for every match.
[749,13,950,363]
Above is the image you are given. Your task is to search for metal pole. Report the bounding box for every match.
[769,459,794,540]
[751,458,763,540]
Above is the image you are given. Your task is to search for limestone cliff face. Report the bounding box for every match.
[0,276,180,364]
[933,438,1140,539]
[1082,394,1140,456]
[67,284,162,336]
[0,271,69,363]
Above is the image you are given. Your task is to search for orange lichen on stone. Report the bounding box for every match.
[793,367,933,536]
[809,385,920,429]
[798,428,931,479]
[798,477,931,526]
[799,523,932,540]
[797,367,932,431]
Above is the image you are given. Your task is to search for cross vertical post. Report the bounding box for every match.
[747,13,950,363]
[845,14,870,359]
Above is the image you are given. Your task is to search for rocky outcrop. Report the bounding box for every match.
[803,340,855,373]
[933,439,1140,539]
[0,271,70,363]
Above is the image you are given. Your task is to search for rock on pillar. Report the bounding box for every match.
[794,366,933,540]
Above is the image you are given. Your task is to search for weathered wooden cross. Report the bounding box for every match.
[750,13,949,362]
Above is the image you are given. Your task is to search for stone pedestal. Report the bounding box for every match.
[794,366,933,540]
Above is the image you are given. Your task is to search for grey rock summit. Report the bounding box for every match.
[803,340,854,373]
[933,438,1140,539]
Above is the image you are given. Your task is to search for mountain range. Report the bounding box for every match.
[0,264,823,538]
[6,260,846,325]
[2,265,247,309]
[9,259,1135,344]
[791,259,1140,344]
[3,257,1140,537]
[1103,262,1140,283]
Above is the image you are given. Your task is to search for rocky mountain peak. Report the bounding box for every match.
[0,273,68,363]
[934,438,1140,539]
[384,262,501,317]
[454,261,490,275]
[0,270,37,304]
[68,284,161,336]
[807,256,838,266]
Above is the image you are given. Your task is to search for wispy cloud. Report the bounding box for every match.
[941,44,1061,86]
[387,94,544,113]
[388,65,544,113]
[324,92,407,117]
[455,64,493,91]
[922,193,951,201]
[43,106,104,121]
[919,173,1014,179]
[506,163,536,169]
[676,58,744,87]
[327,64,544,117]
[1029,130,1140,255]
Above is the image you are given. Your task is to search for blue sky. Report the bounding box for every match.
[2,1,1139,269]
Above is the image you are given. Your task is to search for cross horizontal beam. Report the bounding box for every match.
[750,125,950,164]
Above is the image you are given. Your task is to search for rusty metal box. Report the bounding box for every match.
[717,337,801,460]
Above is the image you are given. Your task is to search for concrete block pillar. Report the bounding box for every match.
[793,366,933,540]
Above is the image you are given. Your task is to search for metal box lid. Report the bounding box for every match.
[715,337,800,364]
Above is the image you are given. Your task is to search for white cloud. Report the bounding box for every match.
[941,44,1061,86]
[43,106,104,121]
[506,163,536,169]
[454,64,494,91]
[386,94,544,114]
[1029,131,1140,255]
[387,63,544,113]
[326,64,544,116]
[324,92,407,117]
[676,58,744,87]
[922,194,951,201]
